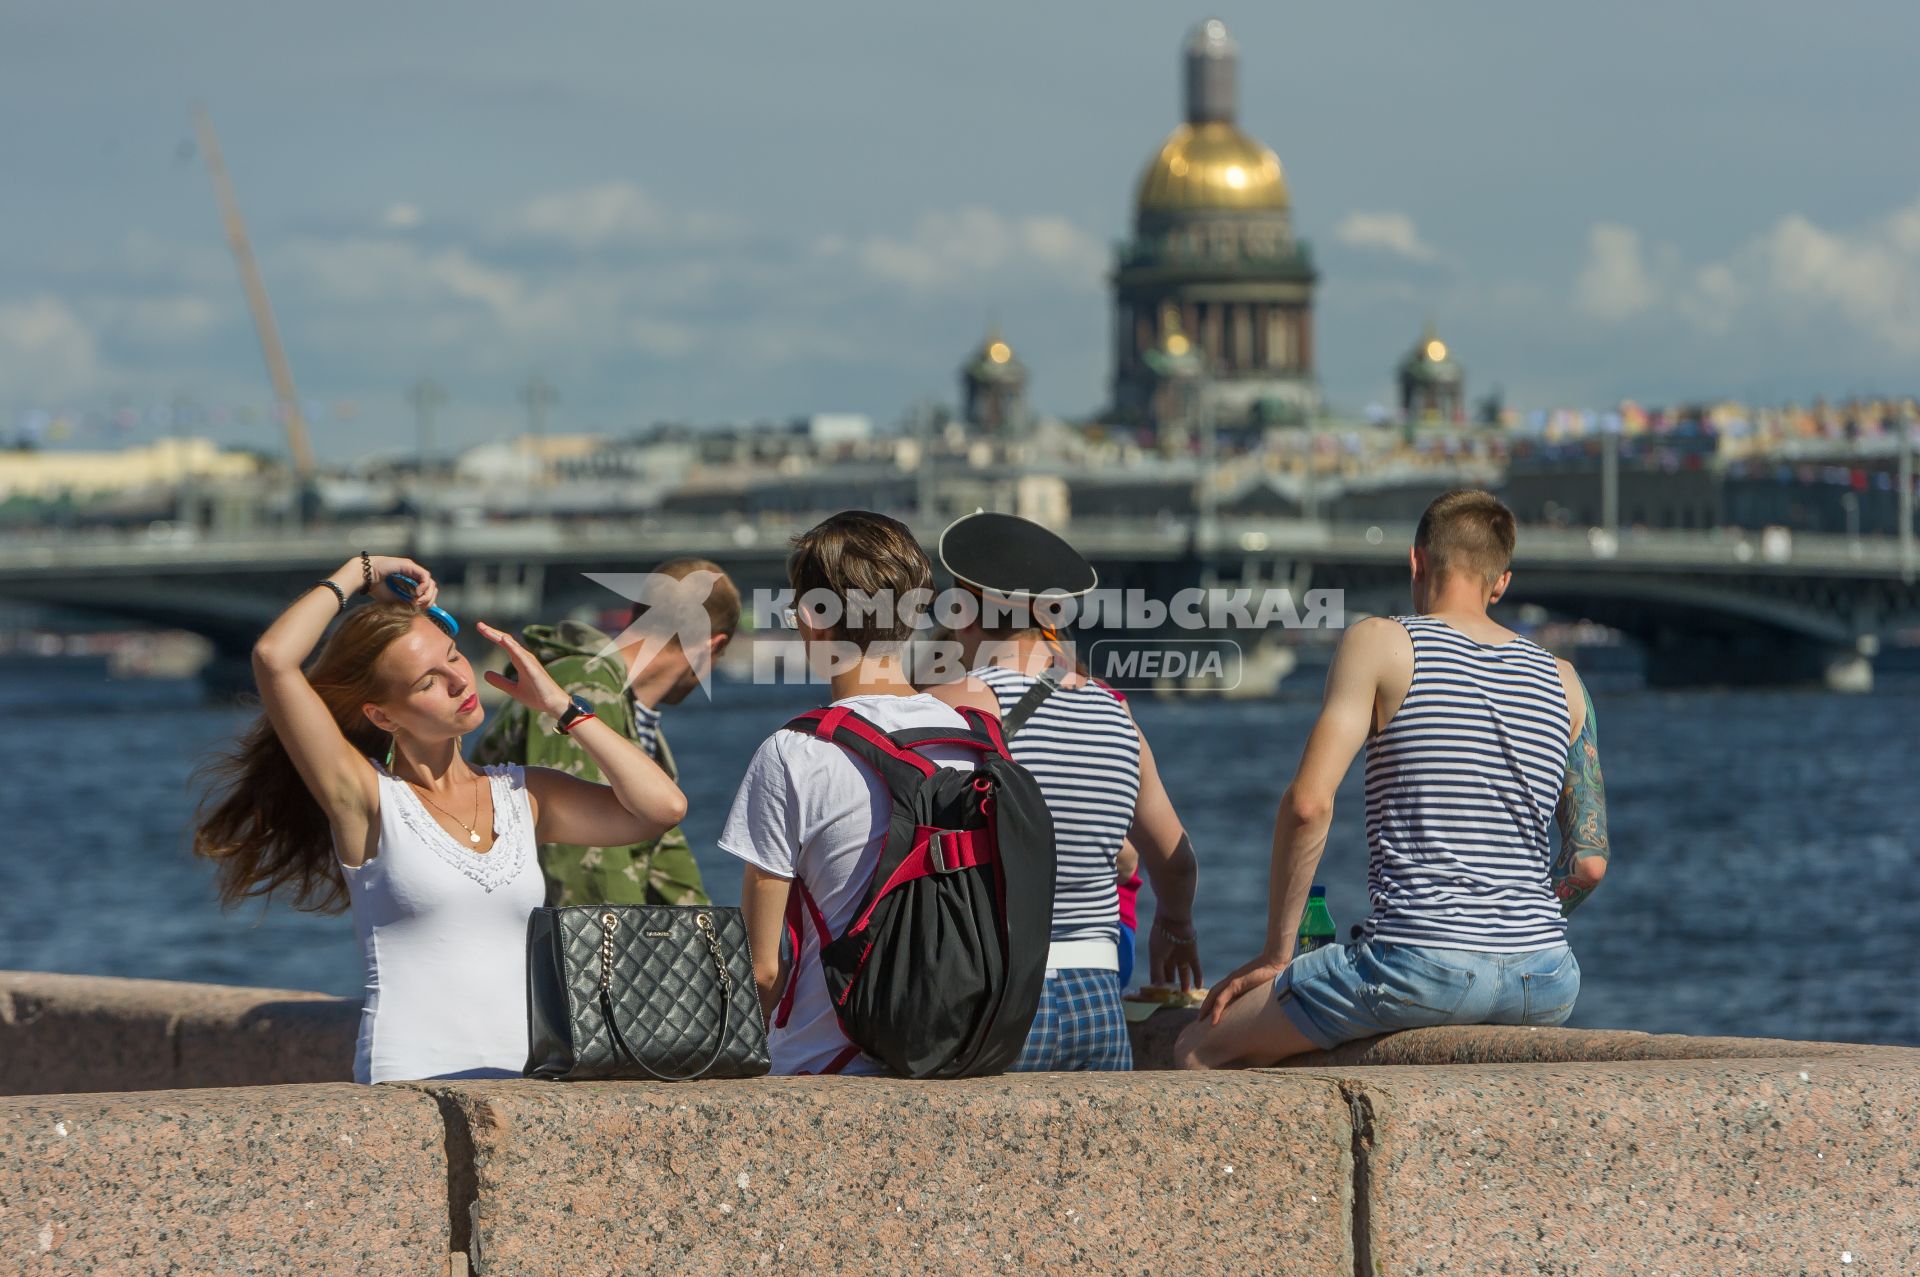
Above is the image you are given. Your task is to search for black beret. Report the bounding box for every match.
[937,510,1098,601]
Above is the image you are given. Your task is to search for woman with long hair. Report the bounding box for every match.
[195,554,687,1083]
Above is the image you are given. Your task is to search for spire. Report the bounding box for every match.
[1184,18,1238,125]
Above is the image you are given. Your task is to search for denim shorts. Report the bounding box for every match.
[1275,940,1581,1051]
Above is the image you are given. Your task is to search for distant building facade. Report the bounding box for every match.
[960,327,1029,436]
[1398,324,1466,424]
[1110,19,1318,435]
[0,438,260,500]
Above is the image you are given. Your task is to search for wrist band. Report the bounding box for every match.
[359,551,374,596]
[555,710,597,736]
[312,580,348,612]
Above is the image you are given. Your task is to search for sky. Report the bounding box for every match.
[4,1,1920,461]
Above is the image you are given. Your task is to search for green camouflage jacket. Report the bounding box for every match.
[470,619,709,907]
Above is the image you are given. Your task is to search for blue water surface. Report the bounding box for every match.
[3,663,1914,1045]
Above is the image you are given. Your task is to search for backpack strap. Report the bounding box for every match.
[848,826,994,933]
[955,706,1011,760]
[783,707,936,793]
[883,729,994,752]
[998,665,1065,739]
[775,878,834,1029]
[884,705,1013,761]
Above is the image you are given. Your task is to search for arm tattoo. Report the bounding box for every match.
[1554,680,1609,914]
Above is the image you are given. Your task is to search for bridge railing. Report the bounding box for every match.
[0,516,1912,578]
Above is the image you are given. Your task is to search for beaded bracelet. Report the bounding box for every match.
[312,579,349,612]
[1152,916,1199,945]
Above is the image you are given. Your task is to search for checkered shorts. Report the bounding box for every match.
[1010,968,1133,1072]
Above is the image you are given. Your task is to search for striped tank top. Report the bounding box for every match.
[1362,617,1573,953]
[974,665,1142,950]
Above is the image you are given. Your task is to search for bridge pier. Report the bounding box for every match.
[1643,629,1875,693]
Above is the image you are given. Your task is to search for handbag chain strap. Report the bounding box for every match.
[596,909,735,1081]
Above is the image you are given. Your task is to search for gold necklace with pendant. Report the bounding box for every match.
[409,771,489,851]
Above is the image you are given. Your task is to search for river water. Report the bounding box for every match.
[3,661,1914,1046]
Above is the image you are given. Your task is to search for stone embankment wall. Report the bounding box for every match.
[3,971,1915,1275]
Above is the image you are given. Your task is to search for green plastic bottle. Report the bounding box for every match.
[1297,886,1337,955]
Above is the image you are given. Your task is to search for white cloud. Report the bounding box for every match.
[3,187,1117,436]
[1574,199,1920,354]
[495,182,753,256]
[283,238,523,318]
[1574,223,1660,322]
[1755,203,1920,353]
[844,207,1105,292]
[1334,211,1445,265]
[508,182,680,249]
[0,295,101,398]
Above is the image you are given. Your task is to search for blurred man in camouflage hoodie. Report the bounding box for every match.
[472,558,740,906]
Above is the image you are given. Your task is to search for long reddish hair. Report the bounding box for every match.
[193,603,420,913]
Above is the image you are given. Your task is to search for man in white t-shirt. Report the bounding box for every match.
[719,510,975,1075]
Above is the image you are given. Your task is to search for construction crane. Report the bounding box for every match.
[192,104,318,495]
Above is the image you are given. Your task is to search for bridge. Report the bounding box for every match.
[4,516,1918,691]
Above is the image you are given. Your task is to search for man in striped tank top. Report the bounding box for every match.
[1177,491,1611,1069]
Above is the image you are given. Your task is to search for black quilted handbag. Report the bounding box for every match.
[524,905,770,1081]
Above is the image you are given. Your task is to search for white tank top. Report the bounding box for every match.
[342,764,543,1083]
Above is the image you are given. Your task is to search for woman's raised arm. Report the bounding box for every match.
[478,621,688,847]
[252,555,439,834]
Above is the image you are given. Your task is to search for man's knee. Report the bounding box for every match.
[1172,1017,1213,1071]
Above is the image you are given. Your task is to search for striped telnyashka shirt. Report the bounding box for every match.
[974,665,1142,945]
[1361,617,1573,953]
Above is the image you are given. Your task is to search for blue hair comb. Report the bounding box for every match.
[386,572,459,637]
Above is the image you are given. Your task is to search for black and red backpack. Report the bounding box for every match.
[773,703,1055,1078]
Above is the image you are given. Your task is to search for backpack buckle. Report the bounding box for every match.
[927,830,959,874]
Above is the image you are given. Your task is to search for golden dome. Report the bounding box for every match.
[1136,121,1289,214]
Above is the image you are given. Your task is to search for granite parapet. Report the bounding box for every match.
[1306,1054,1920,1275]
[418,1072,1354,1277]
[0,970,355,1096]
[1127,1004,1882,1070]
[0,1083,450,1276]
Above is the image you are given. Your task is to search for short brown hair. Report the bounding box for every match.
[788,510,932,652]
[1415,489,1516,586]
[634,557,741,640]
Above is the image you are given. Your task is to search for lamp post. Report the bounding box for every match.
[1302,413,1319,524]
[1901,416,1915,584]
[1601,422,1620,538]
[914,400,935,527]
[1196,380,1218,547]
[521,375,558,520]
[407,378,446,533]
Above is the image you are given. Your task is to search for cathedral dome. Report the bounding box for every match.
[1136,121,1289,214]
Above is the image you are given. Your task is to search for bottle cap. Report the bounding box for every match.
[1309,885,1326,898]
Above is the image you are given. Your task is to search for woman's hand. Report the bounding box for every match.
[1149,915,1204,992]
[357,555,440,609]
[478,621,571,718]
